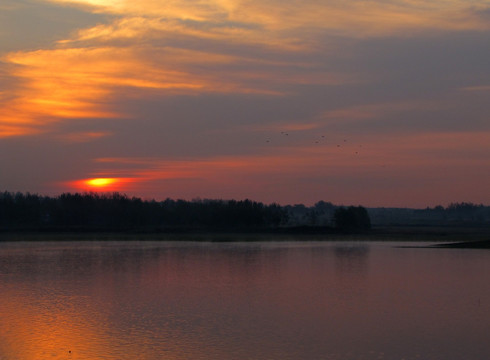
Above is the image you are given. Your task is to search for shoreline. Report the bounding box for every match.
[1,225,489,243]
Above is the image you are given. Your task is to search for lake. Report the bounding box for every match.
[0,238,489,360]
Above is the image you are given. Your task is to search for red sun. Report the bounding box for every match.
[85,178,118,188]
[68,177,130,192]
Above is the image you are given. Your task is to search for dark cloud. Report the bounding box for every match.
[0,0,105,53]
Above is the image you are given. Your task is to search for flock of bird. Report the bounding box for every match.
[265,131,363,155]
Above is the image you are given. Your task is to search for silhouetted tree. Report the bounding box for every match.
[334,206,371,232]
[0,192,292,232]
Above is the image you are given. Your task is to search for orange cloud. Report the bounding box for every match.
[3,40,320,138]
[63,16,306,52]
[55,131,113,143]
[46,0,490,38]
[3,0,488,141]
[0,47,229,138]
[0,124,40,138]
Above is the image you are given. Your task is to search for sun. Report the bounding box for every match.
[67,177,122,192]
[85,178,117,188]
[65,177,138,192]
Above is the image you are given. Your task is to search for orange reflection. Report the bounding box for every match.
[0,284,109,360]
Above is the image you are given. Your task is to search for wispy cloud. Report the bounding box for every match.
[4,0,487,138]
[1,45,291,137]
[55,131,113,143]
[320,100,441,123]
[461,85,490,92]
[46,0,490,36]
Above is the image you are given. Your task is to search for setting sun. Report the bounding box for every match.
[66,177,132,192]
[86,178,118,188]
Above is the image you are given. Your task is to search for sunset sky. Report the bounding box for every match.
[1,0,489,207]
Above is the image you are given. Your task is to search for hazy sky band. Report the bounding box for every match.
[0,0,489,206]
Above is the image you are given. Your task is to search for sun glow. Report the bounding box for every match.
[86,178,117,188]
[66,177,131,192]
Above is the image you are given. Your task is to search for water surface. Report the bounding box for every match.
[0,239,489,359]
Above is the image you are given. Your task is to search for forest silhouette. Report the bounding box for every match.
[0,192,370,233]
[1,192,488,234]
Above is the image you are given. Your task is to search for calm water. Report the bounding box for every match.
[0,239,489,360]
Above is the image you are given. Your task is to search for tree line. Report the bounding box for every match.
[368,202,490,226]
[0,192,372,232]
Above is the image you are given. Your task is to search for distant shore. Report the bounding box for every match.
[430,239,490,249]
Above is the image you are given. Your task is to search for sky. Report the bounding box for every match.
[1,0,489,207]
